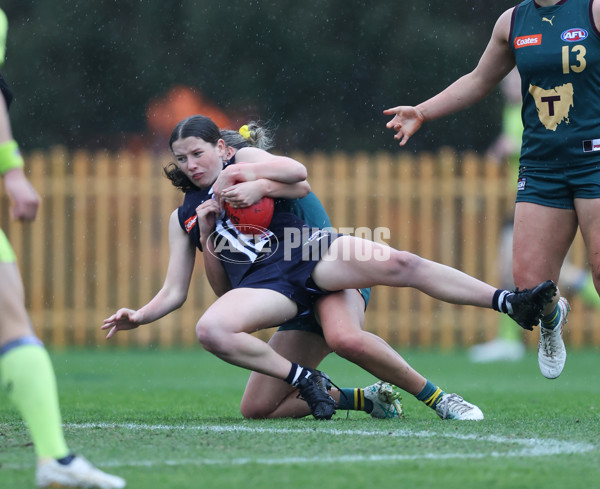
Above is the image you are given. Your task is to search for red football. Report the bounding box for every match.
[224,197,274,235]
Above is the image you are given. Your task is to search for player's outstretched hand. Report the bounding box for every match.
[383,106,425,146]
[102,308,142,339]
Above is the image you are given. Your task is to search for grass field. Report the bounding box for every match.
[1,347,599,489]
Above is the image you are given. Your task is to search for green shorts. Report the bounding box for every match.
[277,288,371,337]
[516,162,600,210]
[0,228,16,263]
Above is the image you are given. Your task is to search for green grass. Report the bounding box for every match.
[1,347,600,489]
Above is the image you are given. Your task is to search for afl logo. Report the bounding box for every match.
[561,28,588,42]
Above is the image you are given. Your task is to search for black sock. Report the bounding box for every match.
[285,362,309,386]
[492,289,511,313]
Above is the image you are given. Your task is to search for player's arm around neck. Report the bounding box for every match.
[259,179,311,199]
[233,147,308,184]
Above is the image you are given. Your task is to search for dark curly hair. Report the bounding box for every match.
[163,116,274,192]
[163,115,221,192]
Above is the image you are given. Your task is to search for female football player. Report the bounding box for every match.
[103,115,555,421]
[384,0,600,379]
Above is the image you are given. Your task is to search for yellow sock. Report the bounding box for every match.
[1,341,69,459]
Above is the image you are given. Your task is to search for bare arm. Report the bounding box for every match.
[2,169,41,221]
[213,147,307,195]
[234,147,308,182]
[594,0,600,30]
[213,147,310,206]
[384,8,516,146]
[260,179,311,199]
[0,90,11,142]
[221,179,311,208]
[0,92,40,221]
[196,198,232,297]
[102,210,196,337]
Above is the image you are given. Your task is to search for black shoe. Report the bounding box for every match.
[506,280,557,331]
[296,369,336,420]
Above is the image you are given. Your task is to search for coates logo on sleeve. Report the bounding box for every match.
[184,215,198,233]
[561,28,588,42]
[514,34,542,49]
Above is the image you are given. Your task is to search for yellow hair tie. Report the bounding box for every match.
[238,125,251,140]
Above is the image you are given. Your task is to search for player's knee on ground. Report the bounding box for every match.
[239,396,276,419]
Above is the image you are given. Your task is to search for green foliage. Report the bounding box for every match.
[1,347,600,489]
[1,1,516,153]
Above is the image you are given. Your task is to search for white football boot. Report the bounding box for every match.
[435,393,484,420]
[538,297,569,379]
[36,455,126,488]
[363,381,403,419]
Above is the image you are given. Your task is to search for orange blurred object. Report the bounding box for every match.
[146,85,231,139]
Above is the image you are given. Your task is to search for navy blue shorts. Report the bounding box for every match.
[237,228,341,314]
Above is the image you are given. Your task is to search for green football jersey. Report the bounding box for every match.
[511,0,600,166]
[284,192,332,229]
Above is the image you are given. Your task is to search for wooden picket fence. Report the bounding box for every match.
[2,147,599,349]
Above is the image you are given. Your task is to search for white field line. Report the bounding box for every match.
[2,422,597,469]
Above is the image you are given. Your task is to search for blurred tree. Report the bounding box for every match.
[1,0,517,153]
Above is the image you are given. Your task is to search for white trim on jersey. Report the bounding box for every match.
[209,187,273,263]
[214,217,273,262]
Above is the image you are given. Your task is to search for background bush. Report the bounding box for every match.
[3,0,516,153]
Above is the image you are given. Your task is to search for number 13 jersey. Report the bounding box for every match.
[511,0,600,166]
